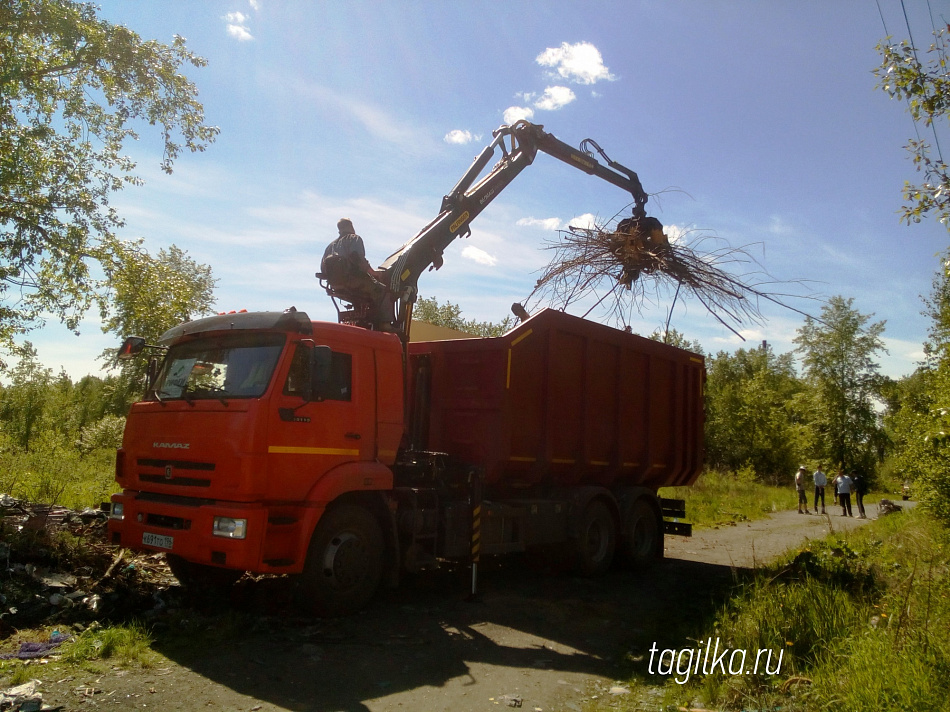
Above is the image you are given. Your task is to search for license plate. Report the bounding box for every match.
[142,532,174,550]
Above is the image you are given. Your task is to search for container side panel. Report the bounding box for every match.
[587,340,621,484]
[547,329,586,484]
[620,350,650,484]
[507,330,546,483]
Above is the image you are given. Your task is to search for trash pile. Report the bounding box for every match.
[0,494,178,638]
[877,499,903,516]
[528,217,814,338]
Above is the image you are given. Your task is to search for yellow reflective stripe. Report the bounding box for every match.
[510,329,532,347]
[268,446,359,456]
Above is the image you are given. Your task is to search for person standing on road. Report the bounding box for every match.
[852,471,867,519]
[795,466,810,514]
[813,464,827,514]
[836,471,854,517]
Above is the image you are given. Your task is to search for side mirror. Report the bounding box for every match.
[117,336,148,360]
[307,345,333,402]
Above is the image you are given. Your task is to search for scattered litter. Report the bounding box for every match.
[0,680,43,712]
[0,632,70,660]
[878,499,903,516]
[495,693,523,707]
[609,686,631,695]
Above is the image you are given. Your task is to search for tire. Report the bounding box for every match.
[622,499,661,568]
[299,504,384,616]
[571,499,617,576]
[166,554,244,589]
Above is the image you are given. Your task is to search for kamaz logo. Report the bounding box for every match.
[153,442,190,450]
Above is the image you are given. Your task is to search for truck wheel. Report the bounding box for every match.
[299,504,384,616]
[623,499,660,568]
[166,554,244,589]
[572,500,617,576]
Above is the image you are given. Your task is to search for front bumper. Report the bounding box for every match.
[108,492,266,571]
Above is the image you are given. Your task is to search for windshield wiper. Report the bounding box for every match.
[187,385,229,406]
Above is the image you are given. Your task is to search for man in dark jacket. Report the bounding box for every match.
[852,471,868,519]
[320,218,389,323]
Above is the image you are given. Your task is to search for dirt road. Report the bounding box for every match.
[25,501,914,712]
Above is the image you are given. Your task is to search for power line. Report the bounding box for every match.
[901,0,945,163]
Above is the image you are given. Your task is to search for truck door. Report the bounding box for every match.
[266,341,375,500]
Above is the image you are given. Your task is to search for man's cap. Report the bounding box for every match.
[799,465,806,470]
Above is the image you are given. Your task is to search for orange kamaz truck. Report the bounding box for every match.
[108,122,704,615]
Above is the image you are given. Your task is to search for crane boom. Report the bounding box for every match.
[319,121,658,337]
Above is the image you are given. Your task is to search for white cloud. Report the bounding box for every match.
[534,86,576,111]
[461,245,497,266]
[568,213,598,230]
[444,129,475,145]
[665,224,687,243]
[503,106,535,125]
[517,217,562,231]
[248,0,261,10]
[224,12,254,41]
[536,42,615,85]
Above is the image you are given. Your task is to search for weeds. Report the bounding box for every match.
[0,446,117,511]
[609,510,950,712]
[60,622,155,667]
[661,468,797,528]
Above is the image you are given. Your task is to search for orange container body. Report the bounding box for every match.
[409,309,704,492]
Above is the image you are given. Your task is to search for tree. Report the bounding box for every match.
[0,342,52,451]
[875,27,950,229]
[704,343,803,480]
[0,0,218,361]
[793,296,887,477]
[648,327,704,354]
[885,251,950,522]
[100,243,216,402]
[412,296,513,337]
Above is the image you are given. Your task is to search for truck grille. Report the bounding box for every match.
[136,458,215,488]
[145,513,191,530]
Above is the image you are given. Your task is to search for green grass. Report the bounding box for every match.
[600,510,950,712]
[0,622,157,687]
[0,446,118,510]
[60,622,156,667]
[660,468,798,528]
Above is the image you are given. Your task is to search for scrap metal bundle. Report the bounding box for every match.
[528,215,809,338]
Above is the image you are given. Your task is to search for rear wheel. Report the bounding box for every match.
[571,500,617,576]
[299,504,384,616]
[622,499,661,568]
[166,554,244,589]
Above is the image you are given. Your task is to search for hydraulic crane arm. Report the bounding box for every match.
[322,121,657,336]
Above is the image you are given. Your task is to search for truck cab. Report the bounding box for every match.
[108,309,403,595]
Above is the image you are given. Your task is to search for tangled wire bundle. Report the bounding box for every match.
[527,216,812,338]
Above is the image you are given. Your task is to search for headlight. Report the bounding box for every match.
[212,517,247,539]
[110,503,125,520]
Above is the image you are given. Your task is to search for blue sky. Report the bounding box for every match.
[23,0,950,380]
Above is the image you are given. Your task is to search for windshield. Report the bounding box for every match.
[152,332,286,401]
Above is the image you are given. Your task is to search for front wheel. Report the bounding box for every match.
[298,504,384,617]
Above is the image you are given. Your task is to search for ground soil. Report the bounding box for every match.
[6,500,915,712]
